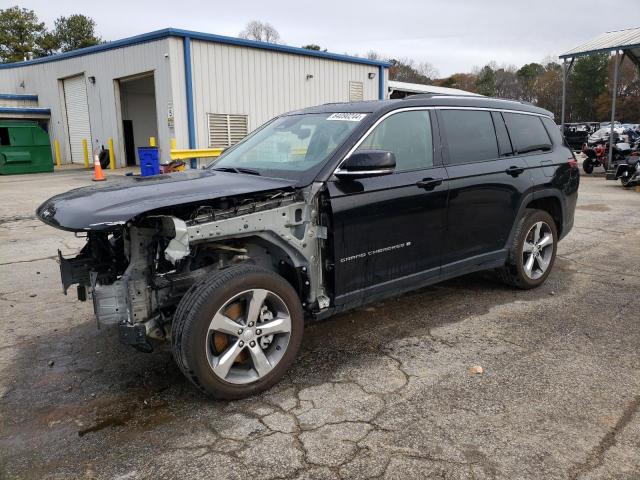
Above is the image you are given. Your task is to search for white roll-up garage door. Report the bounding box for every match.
[63,75,92,164]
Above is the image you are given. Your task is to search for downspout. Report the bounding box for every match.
[378,66,385,100]
[560,59,567,132]
[183,36,197,168]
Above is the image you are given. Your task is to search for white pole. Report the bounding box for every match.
[608,51,620,169]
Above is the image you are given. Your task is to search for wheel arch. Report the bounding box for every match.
[209,234,308,302]
[506,190,565,249]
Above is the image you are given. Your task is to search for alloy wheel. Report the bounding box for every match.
[522,221,554,280]
[205,289,292,384]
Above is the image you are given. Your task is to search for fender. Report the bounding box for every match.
[504,188,566,250]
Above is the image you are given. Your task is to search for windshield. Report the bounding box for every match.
[208,113,366,180]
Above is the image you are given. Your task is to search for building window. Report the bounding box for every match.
[349,81,364,102]
[207,113,248,148]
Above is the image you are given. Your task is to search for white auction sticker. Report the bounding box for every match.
[327,113,367,122]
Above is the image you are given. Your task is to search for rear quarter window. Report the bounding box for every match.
[540,116,568,148]
[503,113,552,154]
[440,110,499,164]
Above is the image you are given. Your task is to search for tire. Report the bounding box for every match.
[497,209,558,290]
[171,263,304,399]
[620,175,632,188]
[582,159,594,174]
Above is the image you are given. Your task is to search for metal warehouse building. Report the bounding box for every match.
[0,28,389,167]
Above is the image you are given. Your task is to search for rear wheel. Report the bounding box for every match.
[620,174,632,188]
[498,209,557,289]
[171,264,304,399]
[582,159,594,174]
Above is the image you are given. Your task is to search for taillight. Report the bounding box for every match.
[568,158,578,168]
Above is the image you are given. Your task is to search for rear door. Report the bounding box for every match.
[502,112,554,178]
[438,108,530,272]
[328,109,448,307]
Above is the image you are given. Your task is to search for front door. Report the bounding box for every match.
[327,109,448,308]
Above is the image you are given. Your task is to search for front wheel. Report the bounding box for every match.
[620,174,632,188]
[171,264,304,399]
[498,209,558,289]
[582,159,594,174]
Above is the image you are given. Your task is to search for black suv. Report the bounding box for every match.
[38,95,579,398]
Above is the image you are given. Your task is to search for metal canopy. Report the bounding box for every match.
[559,27,640,165]
[560,27,640,60]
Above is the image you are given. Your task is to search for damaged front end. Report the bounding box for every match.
[56,184,329,351]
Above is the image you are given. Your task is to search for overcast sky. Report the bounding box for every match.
[17,0,640,76]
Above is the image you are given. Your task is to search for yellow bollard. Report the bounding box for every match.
[149,136,156,147]
[170,138,177,150]
[108,138,115,170]
[54,139,61,167]
[82,139,89,168]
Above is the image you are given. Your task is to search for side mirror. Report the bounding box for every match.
[335,150,396,179]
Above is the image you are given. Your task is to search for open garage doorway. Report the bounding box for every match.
[117,73,158,166]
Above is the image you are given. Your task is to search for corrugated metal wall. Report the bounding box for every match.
[0,38,185,166]
[190,40,385,148]
[0,35,388,165]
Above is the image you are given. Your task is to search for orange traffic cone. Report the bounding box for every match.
[92,152,106,182]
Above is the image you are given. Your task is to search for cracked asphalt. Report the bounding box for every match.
[1,167,640,479]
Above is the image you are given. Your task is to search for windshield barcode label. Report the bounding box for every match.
[327,113,367,122]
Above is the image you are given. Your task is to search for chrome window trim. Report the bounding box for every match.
[332,106,552,176]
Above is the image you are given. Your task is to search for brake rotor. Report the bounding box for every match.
[213,301,248,364]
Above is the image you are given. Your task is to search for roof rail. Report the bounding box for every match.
[403,93,482,99]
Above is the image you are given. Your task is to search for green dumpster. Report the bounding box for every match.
[0,120,54,175]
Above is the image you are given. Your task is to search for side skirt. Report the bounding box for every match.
[320,249,508,317]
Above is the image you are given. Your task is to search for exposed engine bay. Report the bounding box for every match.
[58,183,330,351]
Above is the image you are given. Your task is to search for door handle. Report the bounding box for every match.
[416,177,443,190]
[505,166,524,177]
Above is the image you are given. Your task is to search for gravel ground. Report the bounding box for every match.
[1,167,639,480]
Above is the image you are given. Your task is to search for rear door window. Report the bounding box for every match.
[503,113,552,155]
[440,110,499,164]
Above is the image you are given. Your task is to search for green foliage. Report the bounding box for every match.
[302,44,327,52]
[0,7,100,63]
[0,6,45,62]
[568,54,608,121]
[53,15,101,52]
[517,63,544,101]
[475,66,496,96]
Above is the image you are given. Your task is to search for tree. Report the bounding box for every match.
[494,65,521,99]
[595,56,640,122]
[534,63,563,119]
[53,14,100,52]
[568,53,608,121]
[35,31,60,57]
[0,6,45,62]
[302,44,326,52]
[239,20,281,44]
[475,65,496,96]
[517,63,544,102]
[388,58,437,84]
[437,73,478,93]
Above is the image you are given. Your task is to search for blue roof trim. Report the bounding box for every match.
[0,28,390,69]
[0,107,50,114]
[0,93,38,101]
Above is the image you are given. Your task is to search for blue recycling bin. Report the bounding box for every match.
[138,147,160,176]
